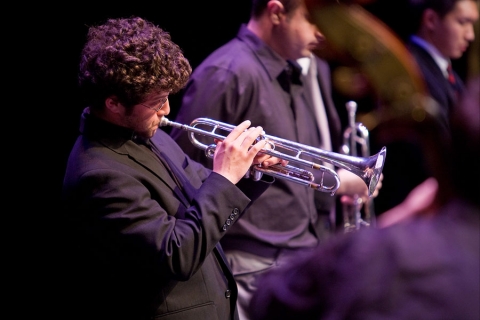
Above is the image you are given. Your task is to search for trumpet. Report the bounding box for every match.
[341,101,376,232]
[161,117,386,196]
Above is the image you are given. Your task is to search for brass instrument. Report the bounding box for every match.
[160,117,386,197]
[340,101,376,232]
[305,1,430,126]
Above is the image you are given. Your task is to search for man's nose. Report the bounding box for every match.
[466,23,476,41]
[158,100,170,115]
[314,28,325,42]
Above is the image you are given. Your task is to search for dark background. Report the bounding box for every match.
[50,0,415,212]
[45,0,470,223]
[22,1,472,316]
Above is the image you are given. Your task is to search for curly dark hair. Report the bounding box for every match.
[78,17,192,110]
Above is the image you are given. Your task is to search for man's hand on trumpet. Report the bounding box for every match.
[336,168,384,200]
[212,120,288,184]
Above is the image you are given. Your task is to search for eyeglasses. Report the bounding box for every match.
[139,96,168,112]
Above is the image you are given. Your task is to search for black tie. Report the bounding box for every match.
[155,146,195,201]
[278,60,303,93]
[136,137,196,203]
[277,60,303,119]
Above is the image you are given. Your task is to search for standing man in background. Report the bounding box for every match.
[170,1,382,319]
[373,0,478,215]
[407,0,478,132]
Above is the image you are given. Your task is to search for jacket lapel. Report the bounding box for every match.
[124,141,191,206]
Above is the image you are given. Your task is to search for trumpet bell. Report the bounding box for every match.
[362,146,386,196]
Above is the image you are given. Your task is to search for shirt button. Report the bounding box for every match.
[225,289,231,298]
[232,208,239,215]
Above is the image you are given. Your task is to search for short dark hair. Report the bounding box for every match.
[409,0,472,32]
[78,17,192,110]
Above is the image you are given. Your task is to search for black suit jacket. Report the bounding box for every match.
[62,109,271,320]
[373,40,465,214]
[407,40,464,133]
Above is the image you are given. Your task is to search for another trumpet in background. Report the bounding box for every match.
[341,101,376,232]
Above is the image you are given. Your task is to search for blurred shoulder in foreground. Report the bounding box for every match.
[248,73,480,320]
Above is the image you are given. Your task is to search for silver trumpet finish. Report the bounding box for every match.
[341,101,377,232]
[160,117,386,197]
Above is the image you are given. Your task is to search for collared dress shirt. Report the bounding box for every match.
[171,24,341,253]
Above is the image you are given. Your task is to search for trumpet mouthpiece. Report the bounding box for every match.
[159,117,170,127]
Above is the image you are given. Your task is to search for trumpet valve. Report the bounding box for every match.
[247,166,264,181]
[205,144,216,159]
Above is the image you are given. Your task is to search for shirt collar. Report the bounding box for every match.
[237,24,290,80]
[79,107,140,144]
[410,35,451,78]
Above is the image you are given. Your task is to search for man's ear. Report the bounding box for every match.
[268,0,284,25]
[105,96,124,114]
[423,8,440,31]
